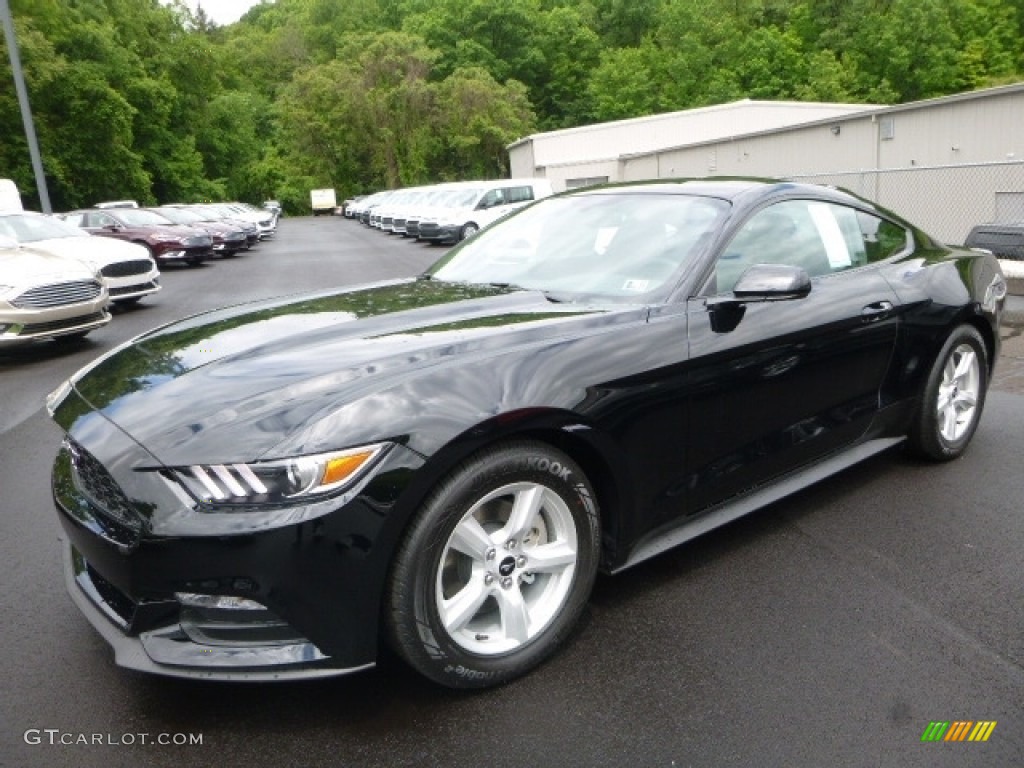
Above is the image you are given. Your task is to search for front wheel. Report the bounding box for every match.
[385,441,600,688]
[907,324,988,461]
[459,222,479,241]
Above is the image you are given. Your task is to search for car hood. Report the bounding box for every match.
[0,245,98,288]
[64,278,640,465]
[28,235,151,268]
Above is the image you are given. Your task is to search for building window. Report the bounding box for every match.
[879,117,895,141]
[995,192,1024,222]
[565,176,609,189]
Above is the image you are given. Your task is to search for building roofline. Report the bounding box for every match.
[505,98,875,151]
[616,81,1024,162]
[874,80,1024,115]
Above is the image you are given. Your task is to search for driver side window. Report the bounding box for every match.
[479,189,505,209]
[711,200,902,294]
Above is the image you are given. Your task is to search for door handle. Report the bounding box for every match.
[861,300,894,322]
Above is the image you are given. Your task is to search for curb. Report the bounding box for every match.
[1007,275,1024,297]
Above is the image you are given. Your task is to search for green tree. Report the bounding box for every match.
[435,67,537,178]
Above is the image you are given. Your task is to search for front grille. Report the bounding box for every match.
[11,280,102,309]
[21,311,107,335]
[66,438,142,535]
[406,221,420,237]
[100,259,153,278]
[184,235,213,247]
[419,222,441,237]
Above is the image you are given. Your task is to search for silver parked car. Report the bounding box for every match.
[0,236,111,348]
[0,211,160,305]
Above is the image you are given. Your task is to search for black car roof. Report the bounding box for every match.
[573,178,865,207]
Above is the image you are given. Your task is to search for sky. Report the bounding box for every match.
[172,0,264,26]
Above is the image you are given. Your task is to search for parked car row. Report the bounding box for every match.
[346,179,554,244]
[0,194,280,350]
[61,201,277,266]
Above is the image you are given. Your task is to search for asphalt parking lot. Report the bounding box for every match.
[1,217,1022,767]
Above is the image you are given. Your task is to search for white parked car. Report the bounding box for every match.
[0,236,111,348]
[215,203,277,239]
[0,211,160,305]
[417,179,554,243]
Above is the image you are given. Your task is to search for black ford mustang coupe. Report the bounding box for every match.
[48,180,1006,688]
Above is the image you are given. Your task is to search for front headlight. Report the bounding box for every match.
[164,443,388,508]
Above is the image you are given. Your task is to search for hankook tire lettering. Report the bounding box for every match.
[526,457,571,481]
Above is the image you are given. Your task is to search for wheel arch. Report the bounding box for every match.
[961,307,998,377]
[393,408,633,574]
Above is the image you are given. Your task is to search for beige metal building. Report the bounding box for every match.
[508,83,1024,243]
[507,100,878,191]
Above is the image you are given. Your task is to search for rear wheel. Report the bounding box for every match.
[386,441,599,688]
[907,324,988,460]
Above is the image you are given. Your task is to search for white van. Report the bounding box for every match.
[418,179,553,243]
[0,179,23,211]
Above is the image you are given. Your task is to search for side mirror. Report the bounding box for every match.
[707,264,811,334]
[732,263,811,300]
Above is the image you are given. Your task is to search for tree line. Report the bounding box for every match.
[2,0,1022,213]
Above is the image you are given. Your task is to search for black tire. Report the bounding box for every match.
[386,441,600,689]
[907,324,988,461]
[459,222,479,241]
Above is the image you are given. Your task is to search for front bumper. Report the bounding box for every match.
[62,542,369,680]
[417,221,458,243]
[106,269,161,302]
[49,390,425,679]
[153,245,213,264]
[0,295,111,347]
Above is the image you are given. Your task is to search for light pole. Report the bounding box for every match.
[1,0,52,212]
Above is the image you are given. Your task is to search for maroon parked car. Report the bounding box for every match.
[148,206,248,257]
[61,208,213,266]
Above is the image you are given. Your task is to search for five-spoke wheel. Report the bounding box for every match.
[386,442,599,688]
[908,324,988,460]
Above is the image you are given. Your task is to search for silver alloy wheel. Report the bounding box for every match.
[936,342,981,442]
[435,481,578,655]
[461,223,478,240]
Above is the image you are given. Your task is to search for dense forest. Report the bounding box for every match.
[2,0,1023,212]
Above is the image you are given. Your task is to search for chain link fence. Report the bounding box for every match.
[787,160,1024,248]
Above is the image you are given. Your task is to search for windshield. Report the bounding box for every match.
[153,207,202,224]
[115,208,175,226]
[429,192,728,300]
[0,213,88,242]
